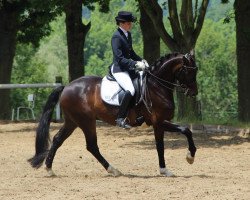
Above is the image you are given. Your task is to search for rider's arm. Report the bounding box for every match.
[111,36,136,70]
[130,48,142,62]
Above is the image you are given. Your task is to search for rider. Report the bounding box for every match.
[111,11,148,129]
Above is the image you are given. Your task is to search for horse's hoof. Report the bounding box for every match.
[45,167,56,177]
[160,168,175,177]
[186,151,195,164]
[107,165,122,177]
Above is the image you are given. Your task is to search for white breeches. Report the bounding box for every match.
[111,67,135,96]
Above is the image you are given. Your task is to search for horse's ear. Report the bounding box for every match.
[190,49,194,56]
[189,49,196,60]
[183,54,189,64]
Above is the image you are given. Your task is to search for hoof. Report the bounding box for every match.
[107,165,122,177]
[160,168,175,177]
[186,151,195,164]
[45,167,56,177]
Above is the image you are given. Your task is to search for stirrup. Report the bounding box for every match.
[116,118,131,129]
[136,116,145,125]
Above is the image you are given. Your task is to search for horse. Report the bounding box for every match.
[28,52,198,177]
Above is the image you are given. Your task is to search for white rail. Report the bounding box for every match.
[0,83,62,121]
[0,83,62,89]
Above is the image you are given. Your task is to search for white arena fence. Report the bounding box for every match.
[0,83,62,121]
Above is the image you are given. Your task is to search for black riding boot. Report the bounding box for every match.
[116,91,133,129]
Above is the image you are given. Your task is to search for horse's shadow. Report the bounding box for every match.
[104,173,212,179]
[107,126,250,150]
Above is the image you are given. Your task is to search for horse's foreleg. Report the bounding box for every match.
[45,124,75,176]
[162,120,197,164]
[153,125,174,177]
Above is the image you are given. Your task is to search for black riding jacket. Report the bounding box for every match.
[111,28,142,73]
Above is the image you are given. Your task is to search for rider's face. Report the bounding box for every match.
[120,22,133,31]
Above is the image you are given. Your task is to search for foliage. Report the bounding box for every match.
[11,15,68,119]
[196,19,237,122]
[206,0,234,22]
[35,14,68,83]
[84,0,143,76]
[11,43,52,119]
[0,0,63,46]
[10,0,238,123]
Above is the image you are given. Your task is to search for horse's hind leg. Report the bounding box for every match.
[79,119,122,177]
[45,121,76,176]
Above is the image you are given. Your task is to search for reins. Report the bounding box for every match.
[138,53,197,114]
[139,65,191,114]
[145,69,179,91]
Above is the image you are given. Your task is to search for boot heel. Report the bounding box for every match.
[116,118,131,129]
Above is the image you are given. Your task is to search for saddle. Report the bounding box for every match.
[101,70,143,107]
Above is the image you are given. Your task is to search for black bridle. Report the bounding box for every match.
[145,63,197,93]
[139,59,197,113]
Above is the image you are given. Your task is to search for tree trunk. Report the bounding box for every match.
[139,0,209,121]
[64,0,90,81]
[0,7,18,119]
[176,91,201,120]
[139,4,160,65]
[234,0,250,122]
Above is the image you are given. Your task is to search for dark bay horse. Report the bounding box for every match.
[28,52,198,177]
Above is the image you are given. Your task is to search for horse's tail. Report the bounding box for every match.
[28,85,65,168]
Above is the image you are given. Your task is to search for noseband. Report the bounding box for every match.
[174,64,197,95]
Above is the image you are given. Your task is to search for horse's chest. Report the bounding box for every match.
[155,99,175,117]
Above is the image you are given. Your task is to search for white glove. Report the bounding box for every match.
[142,59,149,68]
[135,61,146,70]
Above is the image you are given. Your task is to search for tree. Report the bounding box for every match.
[138,0,209,120]
[138,2,160,65]
[63,0,110,81]
[64,0,89,81]
[196,19,237,121]
[0,0,62,119]
[11,43,53,118]
[0,1,18,120]
[234,0,250,122]
[0,0,110,119]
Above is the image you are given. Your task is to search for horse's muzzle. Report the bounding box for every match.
[185,82,198,97]
[181,82,198,97]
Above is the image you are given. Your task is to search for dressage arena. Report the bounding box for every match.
[0,122,249,200]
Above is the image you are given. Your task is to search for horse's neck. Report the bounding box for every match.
[147,76,175,113]
[147,71,175,99]
[152,57,181,85]
[147,56,183,97]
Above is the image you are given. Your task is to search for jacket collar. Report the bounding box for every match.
[117,28,130,42]
[118,27,128,38]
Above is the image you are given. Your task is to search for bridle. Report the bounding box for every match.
[145,63,197,93]
[139,56,197,113]
[174,64,198,95]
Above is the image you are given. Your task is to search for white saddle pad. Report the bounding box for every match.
[101,76,122,106]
